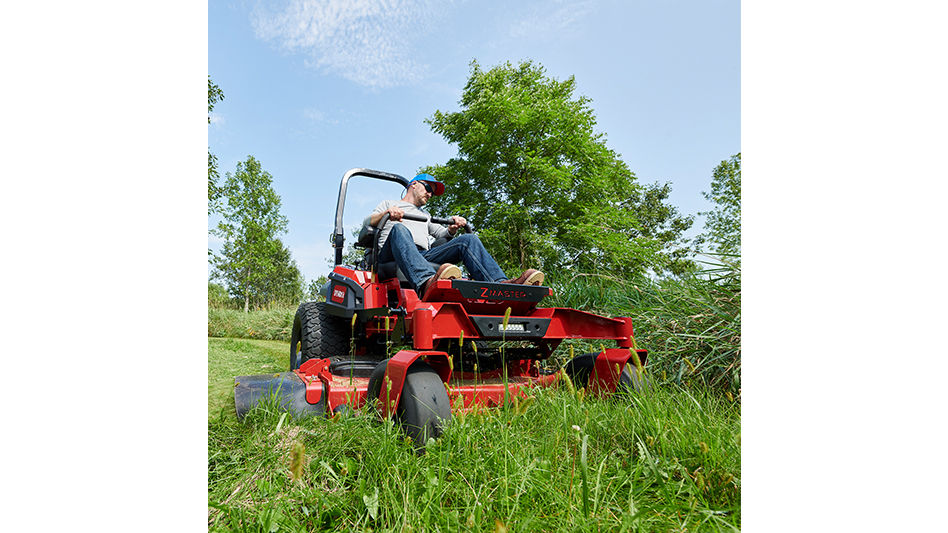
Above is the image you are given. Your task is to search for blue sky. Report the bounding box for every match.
[208,0,741,285]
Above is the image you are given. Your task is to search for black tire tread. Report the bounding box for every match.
[290,301,350,370]
[398,363,452,447]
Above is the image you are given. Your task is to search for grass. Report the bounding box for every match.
[209,338,288,420]
[208,341,741,532]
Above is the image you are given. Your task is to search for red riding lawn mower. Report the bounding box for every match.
[235,168,649,448]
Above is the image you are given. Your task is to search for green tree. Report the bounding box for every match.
[208,281,232,309]
[211,156,302,312]
[260,244,305,307]
[695,153,741,259]
[327,227,367,270]
[208,75,224,121]
[623,182,696,276]
[208,76,225,214]
[305,275,329,302]
[423,60,692,279]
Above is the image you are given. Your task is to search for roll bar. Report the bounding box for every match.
[331,168,410,266]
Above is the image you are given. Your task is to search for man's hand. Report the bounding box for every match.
[370,206,404,227]
[449,215,467,234]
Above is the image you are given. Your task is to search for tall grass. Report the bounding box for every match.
[209,308,296,341]
[208,381,741,532]
[546,257,741,395]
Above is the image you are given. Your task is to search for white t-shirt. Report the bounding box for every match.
[364,200,450,251]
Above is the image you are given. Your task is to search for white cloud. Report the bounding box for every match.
[251,0,440,89]
[292,107,346,138]
[302,108,324,122]
[302,107,344,125]
[508,0,596,42]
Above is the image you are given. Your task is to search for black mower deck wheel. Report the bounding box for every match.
[368,359,452,452]
[563,352,649,395]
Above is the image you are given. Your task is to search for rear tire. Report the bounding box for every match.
[563,352,649,394]
[368,359,452,452]
[290,301,350,370]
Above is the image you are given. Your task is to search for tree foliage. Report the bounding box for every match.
[211,156,303,311]
[327,228,367,270]
[623,182,696,276]
[695,153,741,259]
[208,75,224,120]
[208,281,232,309]
[422,60,693,279]
[208,151,222,216]
[208,76,225,214]
[305,276,329,302]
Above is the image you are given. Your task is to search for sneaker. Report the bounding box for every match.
[420,263,462,297]
[501,269,544,286]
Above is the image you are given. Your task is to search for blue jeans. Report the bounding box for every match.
[378,224,507,290]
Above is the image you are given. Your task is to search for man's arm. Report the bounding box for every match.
[365,200,404,227]
[369,206,405,226]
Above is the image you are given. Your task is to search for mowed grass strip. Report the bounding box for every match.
[208,338,288,420]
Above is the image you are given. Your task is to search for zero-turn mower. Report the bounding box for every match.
[234,168,648,448]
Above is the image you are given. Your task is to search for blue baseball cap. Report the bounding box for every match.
[408,173,445,196]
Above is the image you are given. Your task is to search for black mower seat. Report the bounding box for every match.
[376,260,443,287]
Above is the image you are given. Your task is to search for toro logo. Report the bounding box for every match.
[480,287,528,300]
[331,285,347,304]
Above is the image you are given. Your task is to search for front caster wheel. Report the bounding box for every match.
[368,359,452,452]
[563,352,649,394]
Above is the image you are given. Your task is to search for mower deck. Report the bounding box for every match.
[234,345,646,420]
